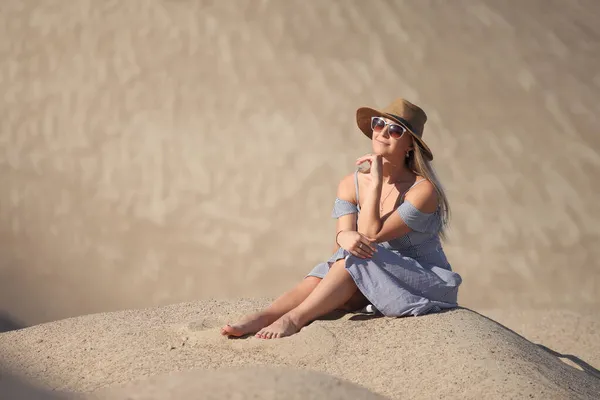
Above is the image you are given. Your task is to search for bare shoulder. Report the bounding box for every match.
[403,178,438,213]
[336,172,357,203]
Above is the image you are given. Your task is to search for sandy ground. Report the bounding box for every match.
[1,299,599,399]
[1,0,600,399]
[481,308,600,372]
[87,366,390,400]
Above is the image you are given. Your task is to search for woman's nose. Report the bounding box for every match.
[379,126,391,138]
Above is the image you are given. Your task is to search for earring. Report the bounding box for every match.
[405,150,411,158]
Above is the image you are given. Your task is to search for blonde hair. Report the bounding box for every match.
[406,143,451,240]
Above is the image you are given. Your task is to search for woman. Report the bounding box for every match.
[221,98,462,339]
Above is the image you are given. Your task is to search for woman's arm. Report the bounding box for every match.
[356,180,382,239]
[368,180,439,243]
[331,173,358,252]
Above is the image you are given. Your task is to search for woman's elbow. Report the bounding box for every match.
[358,227,382,241]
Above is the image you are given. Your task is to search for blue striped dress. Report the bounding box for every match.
[307,170,463,317]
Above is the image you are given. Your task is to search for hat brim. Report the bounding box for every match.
[356,107,433,161]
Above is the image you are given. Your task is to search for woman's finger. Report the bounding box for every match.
[354,248,370,259]
[358,235,377,249]
[357,241,375,255]
[355,154,374,165]
[354,244,373,258]
[350,246,367,258]
[360,238,377,252]
[349,249,365,259]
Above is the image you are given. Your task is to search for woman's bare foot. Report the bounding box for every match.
[221,313,269,337]
[255,314,300,339]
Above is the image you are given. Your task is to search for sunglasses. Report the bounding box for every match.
[371,116,407,139]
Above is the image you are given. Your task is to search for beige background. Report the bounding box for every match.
[1,0,599,328]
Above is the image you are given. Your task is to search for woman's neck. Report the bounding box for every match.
[382,159,415,184]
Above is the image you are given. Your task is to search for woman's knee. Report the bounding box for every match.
[330,258,347,270]
[303,276,322,286]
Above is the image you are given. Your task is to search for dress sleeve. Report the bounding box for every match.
[397,200,441,233]
[331,198,359,218]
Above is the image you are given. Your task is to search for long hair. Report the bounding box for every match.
[405,142,451,240]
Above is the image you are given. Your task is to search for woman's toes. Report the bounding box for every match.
[220,324,232,336]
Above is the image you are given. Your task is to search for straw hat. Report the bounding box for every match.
[356,98,433,161]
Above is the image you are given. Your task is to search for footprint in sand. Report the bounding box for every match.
[172,318,338,364]
[187,318,222,332]
[183,320,337,362]
[168,318,227,347]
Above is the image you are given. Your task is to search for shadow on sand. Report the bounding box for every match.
[0,368,72,400]
[463,307,600,380]
[0,311,27,333]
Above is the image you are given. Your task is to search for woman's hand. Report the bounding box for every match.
[336,231,377,259]
[356,154,383,186]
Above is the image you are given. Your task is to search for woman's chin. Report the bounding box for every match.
[371,146,390,156]
[372,147,402,160]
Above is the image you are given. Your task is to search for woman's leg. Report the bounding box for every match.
[256,259,359,339]
[221,276,321,337]
[338,289,369,312]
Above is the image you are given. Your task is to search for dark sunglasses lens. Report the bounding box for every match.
[371,117,385,130]
[389,124,405,138]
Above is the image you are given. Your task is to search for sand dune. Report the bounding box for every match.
[1,300,598,399]
[481,308,600,373]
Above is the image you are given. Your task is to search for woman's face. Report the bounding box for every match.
[370,116,413,158]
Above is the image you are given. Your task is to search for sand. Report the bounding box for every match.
[86,366,389,400]
[1,0,600,398]
[1,299,599,399]
[480,308,600,373]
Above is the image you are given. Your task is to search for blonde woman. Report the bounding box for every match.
[222,98,463,339]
